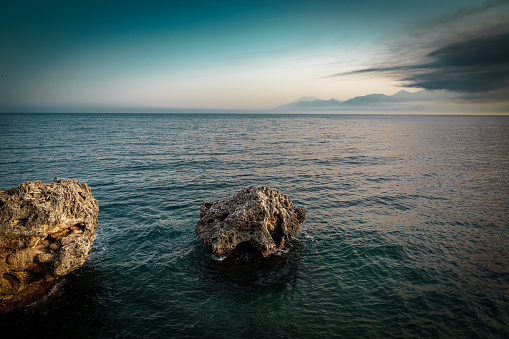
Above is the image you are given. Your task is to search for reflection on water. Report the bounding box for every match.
[196,241,303,289]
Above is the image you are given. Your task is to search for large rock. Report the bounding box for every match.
[195,185,305,258]
[0,178,99,312]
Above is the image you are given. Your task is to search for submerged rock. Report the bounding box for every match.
[195,185,305,258]
[0,179,99,312]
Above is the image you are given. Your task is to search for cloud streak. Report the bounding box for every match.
[405,32,509,93]
[265,15,302,22]
[329,1,509,100]
[334,32,509,93]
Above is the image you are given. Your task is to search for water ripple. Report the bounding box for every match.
[0,113,508,338]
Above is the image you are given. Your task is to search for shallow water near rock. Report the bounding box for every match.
[0,113,508,338]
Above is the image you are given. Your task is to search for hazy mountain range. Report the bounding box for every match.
[272,90,457,112]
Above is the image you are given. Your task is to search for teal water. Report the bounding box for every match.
[0,113,508,338]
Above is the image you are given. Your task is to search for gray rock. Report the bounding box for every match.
[195,185,305,258]
[0,178,99,312]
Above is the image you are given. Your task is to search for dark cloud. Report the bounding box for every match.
[328,0,509,101]
[331,31,509,96]
[406,31,509,93]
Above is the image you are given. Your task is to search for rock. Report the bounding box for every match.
[34,253,53,264]
[195,185,305,258]
[48,243,60,251]
[0,178,99,312]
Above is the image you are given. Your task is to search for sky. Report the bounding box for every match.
[1,0,508,113]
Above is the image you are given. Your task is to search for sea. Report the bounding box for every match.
[0,113,508,338]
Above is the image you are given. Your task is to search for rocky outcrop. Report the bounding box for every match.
[195,185,305,258]
[0,178,99,312]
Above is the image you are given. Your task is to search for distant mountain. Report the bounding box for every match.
[295,98,343,108]
[339,90,436,106]
[293,96,320,103]
[273,90,454,112]
[391,89,416,100]
[341,93,392,106]
[273,96,320,110]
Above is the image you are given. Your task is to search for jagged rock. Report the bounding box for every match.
[0,178,99,312]
[195,185,305,258]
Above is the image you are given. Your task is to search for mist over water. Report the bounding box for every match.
[0,113,508,338]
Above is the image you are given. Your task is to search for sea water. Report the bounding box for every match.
[0,113,508,338]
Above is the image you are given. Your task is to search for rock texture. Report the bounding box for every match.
[195,185,305,258]
[0,178,99,312]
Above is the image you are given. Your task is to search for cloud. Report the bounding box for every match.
[359,32,509,93]
[329,1,509,101]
